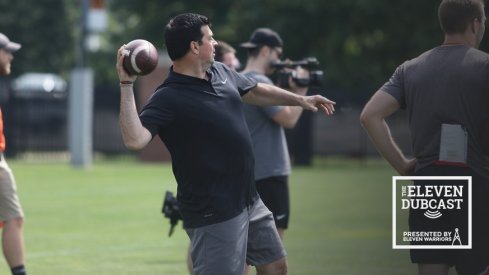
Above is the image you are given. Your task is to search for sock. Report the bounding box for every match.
[11,265,26,275]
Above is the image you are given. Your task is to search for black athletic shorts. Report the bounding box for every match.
[255,176,290,229]
[410,165,489,275]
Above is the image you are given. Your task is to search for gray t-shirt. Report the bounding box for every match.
[242,71,291,180]
[381,45,489,179]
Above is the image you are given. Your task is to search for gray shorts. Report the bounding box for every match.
[186,198,286,275]
[0,156,24,221]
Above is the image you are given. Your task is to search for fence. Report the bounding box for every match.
[1,75,412,163]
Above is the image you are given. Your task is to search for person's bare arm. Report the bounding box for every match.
[360,90,416,175]
[272,67,309,129]
[242,82,335,116]
[116,46,152,150]
[272,106,304,129]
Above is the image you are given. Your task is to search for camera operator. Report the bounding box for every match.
[240,28,308,242]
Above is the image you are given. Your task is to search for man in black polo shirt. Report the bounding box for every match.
[116,13,335,275]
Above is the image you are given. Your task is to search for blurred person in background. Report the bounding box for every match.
[0,32,27,275]
[215,40,241,71]
[240,28,308,241]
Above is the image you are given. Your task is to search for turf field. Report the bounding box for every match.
[2,157,418,274]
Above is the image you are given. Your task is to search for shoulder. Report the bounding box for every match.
[243,71,273,85]
[212,61,226,70]
[147,83,177,104]
[466,47,489,64]
[208,63,258,95]
[391,48,441,76]
[210,62,238,81]
[154,83,175,96]
[401,48,435,68]
[211,62,233,75]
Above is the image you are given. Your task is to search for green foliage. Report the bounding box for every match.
[0,0,76,78]
[223,0,443,99]
[106,0,446,102]
[2,0,488,100]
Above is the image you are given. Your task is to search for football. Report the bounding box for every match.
[122,39,159,76]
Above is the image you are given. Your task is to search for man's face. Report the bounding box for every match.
[222,52,240,71]
[0,48,13,75]
[265,46,282,75]
[267,46,282,63]
[198,25,218,65]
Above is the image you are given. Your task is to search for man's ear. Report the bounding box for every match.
[470,17,480,34]
[190,41,200,55]
[259,46,271,57]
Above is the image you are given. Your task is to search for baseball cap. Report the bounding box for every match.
[0,33,21,52]
[240,28,283,49]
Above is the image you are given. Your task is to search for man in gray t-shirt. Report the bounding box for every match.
[240,28,309,240]
[242,72,291,181]
[381,45,489,180]
[361,0,489,274]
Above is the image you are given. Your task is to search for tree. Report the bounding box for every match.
[3,0,487,104]
[106,0,447,105]
[0,0,76,78]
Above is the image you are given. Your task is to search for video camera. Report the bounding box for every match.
[271,57,324,88]
[161,191,182,237]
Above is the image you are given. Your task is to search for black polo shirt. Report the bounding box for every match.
[140,62,259,228]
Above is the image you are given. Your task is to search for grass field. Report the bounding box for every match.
[2,157,418,275]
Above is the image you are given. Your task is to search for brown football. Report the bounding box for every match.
[122,39,158,76]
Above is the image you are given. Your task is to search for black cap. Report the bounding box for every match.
[0,33,21,52]
[240,28,283,49]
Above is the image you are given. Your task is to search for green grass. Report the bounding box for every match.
[1,158,417,274]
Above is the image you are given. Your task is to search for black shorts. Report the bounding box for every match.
[410,165,489,274]
[256,176,289,229]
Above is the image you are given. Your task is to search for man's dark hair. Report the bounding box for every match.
[164,13,211,61]
[438,0,485,34]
